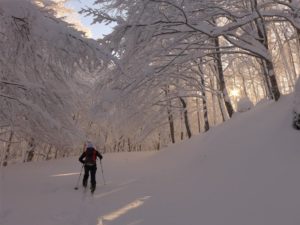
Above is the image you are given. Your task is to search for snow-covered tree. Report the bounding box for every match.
[85,0,300,99]
[0,0,113,165]
[81,0,300,150]
[237,97,254,113]
[3,0,300,164]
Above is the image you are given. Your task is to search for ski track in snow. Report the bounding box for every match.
[0,151,155,225]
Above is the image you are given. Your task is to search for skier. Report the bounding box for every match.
[79,142,103,193]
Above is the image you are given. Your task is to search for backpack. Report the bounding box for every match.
[85,147,97,165]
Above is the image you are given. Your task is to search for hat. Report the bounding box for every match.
[86,141,93,148]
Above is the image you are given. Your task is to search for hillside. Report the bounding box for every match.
[1,95,300,225]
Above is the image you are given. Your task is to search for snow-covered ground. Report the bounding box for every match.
[1,95,300,225]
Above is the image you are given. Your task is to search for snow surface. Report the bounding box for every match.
[1,95,300,225]
[237,97,254,112]
[294,77,300,113]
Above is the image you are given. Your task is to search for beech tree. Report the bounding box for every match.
[3,0,300,164]
[0,0,113,165]
[85,0,300,97]
[82,0,300,148]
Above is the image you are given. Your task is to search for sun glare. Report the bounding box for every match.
[230,89,240,97]
[97,196,151,225]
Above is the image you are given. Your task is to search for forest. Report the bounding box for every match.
[1,0,300,165]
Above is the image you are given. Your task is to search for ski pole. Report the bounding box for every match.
[99,160,106,185]
[74,165,84,190]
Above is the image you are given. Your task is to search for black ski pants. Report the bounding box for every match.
[83,164,97,188]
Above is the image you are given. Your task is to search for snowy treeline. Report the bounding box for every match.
[79,0,300,153]
[2,0,300,165]
[0,0,112,165]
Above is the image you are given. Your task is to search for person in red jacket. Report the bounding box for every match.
[79,142,103,193]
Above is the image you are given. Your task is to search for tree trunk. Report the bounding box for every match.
[127,138,132,152]
[200,79,210,132]
[209,75,219,125]
[258,59,272,98]
[283,29,298,90]
[217,93,227,122]
[54,147,59,159]
[180,112,184,140]
[197,59,210,132]
[195,98,201,133]
[295,29,300,75]
[164,86,175,143]
[167,106,175,143]
[26,137,36,162]
[155,133,161,150]
[266,60,281,100]
[46,145,52,160]
[214,37,235,117]
[247,65,259,102]
[252,0,281,101]
[288,0,300,75]
[2,130,14,167]
[179,97,192,138]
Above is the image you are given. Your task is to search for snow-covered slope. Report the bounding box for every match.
[1,95,300,225]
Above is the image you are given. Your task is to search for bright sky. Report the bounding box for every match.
[65,0,114,39]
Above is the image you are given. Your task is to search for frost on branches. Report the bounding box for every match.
[81,0,300,151]
[0,0,112,165]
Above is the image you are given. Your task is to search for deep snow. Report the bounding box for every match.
[1,95,300,225]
